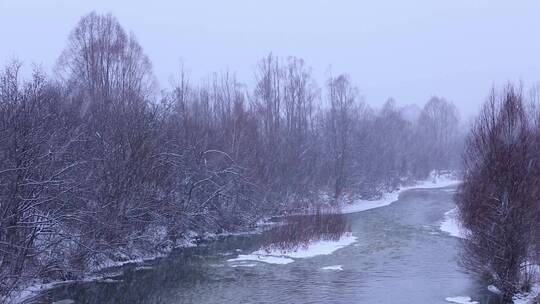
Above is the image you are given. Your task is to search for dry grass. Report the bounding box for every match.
[261,206,350,253]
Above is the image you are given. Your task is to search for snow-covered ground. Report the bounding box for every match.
[321,265,343,271]
[7,172,460,303]
[227,173,460,268]
[513,284,540,304]
[5,271,126,304]
[445,296,479,304]
[487,285,502,295]
[6,221,284,303]
[5,281,70,304]
[440,208,468,239]
[227,234,357,266]
[440,208,540,304]
[341,172,461,214]
[228,254,294,265]
[4,239,195,304]
[230,263,257,268]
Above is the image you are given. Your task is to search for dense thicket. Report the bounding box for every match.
[457,85,540,301]
[0,12,462,298]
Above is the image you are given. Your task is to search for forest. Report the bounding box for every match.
[0,12,465,299]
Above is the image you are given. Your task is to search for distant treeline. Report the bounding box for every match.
[0,12,463,297]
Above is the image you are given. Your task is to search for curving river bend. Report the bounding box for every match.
[34,185,503,304]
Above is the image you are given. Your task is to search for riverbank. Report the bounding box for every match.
[225,172,461,268]
[340,171,460,214]
[439,195,540,304]
[5,172,461,304]
[16,178,479,304]
[3,224,275,304]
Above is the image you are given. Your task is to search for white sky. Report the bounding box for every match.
[1,0,540,117]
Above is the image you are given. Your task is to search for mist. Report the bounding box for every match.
[3,0,540,117]
[2,3,540,304]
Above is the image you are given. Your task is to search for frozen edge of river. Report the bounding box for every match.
[227,234,357,265]
[341,173,461,214]
[226,173,461,267]
[438,200,540,303]
[445,296,479,304]
[513,284,540,304]
[4,222,278,303]
[439,207,468,239]
[321,265,343,271]
[450,283,540,304]
[5,173,460,303]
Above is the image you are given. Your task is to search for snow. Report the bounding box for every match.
[341,172,460,214]
[487,285,502,295]
[440,208,468,239]
[513,284,540,304]
[230,263,257,267]
[3,280,75,304]
[228,254,294,265]
[341,191,402,214]
[321,265,343,270]
[529,264,540,273]
[4,228,207,304]
[227,234,357,266]
[445,296,479,304]
[6,172,459,302]
[439,207,540,303]
[5,251,172,303]
[227,172,457,268]
[270,234,357,258]
[411,173,461,189]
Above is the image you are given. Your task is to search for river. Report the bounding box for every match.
[32,185,503,304]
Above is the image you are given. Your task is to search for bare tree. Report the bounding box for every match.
[0,62,82,297]
[362,99,413,191]
[0,11,468,298]
[457,85,540,301]
[323,74,358,200]
[417,96,460,175]
[251,54,320,206]
[56,12,155,109]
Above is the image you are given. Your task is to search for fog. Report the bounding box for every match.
[2,0,540,117]
[2,2,540,303]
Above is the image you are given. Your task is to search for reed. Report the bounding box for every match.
[261,206,350,253]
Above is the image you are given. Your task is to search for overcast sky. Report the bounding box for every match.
[1,0,539,117]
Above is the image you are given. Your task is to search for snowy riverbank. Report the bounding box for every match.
[341,171,461,214]
[3,241,192,304]
[227,234,357,266]
[226,172,462,268]
[439,197,540,304]
[439,207,468,239]
[6,172,461,303]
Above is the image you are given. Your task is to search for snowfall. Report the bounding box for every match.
[439,207,468,239]
[341,172,461,214]
[227,234,357,266]
[228,173,461,267]
[228,172,538,304]
[9,172,538,304]
[437,186,540,304]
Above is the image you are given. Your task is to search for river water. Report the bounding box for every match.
[34,185,503,304]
